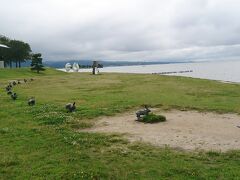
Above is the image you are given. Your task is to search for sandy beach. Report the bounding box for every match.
[82,109,240,152]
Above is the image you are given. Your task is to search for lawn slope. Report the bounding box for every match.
[0,68,240,179]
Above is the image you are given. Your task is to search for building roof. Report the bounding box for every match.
[0,44,10,48]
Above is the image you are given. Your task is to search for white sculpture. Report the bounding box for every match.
[65,63,72,72]
[72,63,79,72]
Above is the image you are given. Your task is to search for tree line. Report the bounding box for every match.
[79,64,103,68]
[0,35,45,73]
[0,35,30,67]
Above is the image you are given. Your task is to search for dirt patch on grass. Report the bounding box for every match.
[81,110,240,152]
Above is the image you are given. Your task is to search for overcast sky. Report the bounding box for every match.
[1,0,240,61]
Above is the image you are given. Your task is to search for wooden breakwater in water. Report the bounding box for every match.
[152,70,193,75]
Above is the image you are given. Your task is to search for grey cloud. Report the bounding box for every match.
[1,0,240,61]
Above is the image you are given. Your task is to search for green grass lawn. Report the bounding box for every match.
[1,68,240,179]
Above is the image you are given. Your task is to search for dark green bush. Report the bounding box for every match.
[141,113,166,123]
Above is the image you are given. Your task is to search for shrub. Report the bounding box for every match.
[141,113,166,123]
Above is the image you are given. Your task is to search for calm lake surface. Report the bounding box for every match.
[59,60,240,83]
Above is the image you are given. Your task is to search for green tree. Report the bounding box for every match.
[0,35,11,67]
[9,40,32,68]
[0,35,32,68]
[31,53,45,73]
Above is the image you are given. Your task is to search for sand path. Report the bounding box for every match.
[82,110,240,151]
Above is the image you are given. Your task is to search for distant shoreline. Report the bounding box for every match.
[45,60,193,68]
[57,61,240,83]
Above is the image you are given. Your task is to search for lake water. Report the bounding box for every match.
[58,60,240,83]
